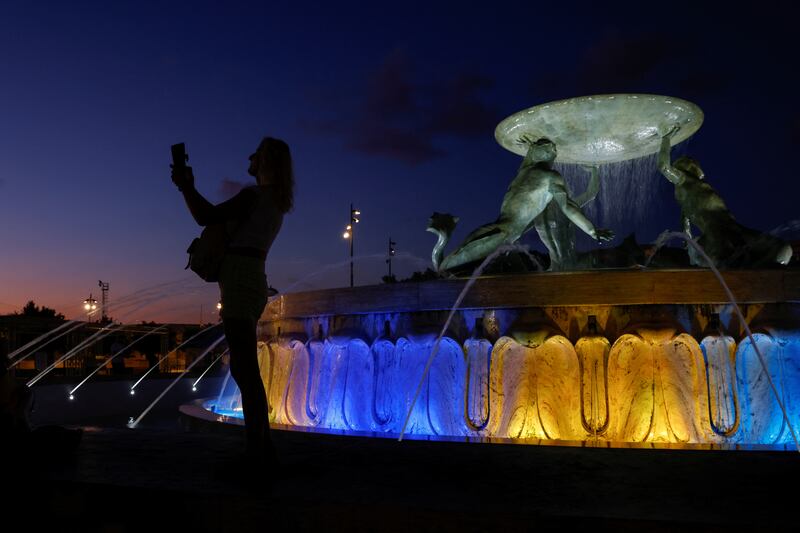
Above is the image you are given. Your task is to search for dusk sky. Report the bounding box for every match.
[1,1,798,323]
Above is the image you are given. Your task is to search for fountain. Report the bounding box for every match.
[183,95,800,450]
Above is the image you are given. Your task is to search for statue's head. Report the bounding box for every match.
[427,212,459,234]
[674,156,705,180]
[525,137,557,163]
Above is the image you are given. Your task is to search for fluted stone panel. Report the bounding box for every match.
[218,327,800,447]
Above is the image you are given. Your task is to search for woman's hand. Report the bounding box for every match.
[171,165,195,191]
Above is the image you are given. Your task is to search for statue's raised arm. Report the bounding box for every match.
[658,125,688,185]
[656,125,793,267]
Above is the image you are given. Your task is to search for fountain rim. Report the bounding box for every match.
[262,269,800,321]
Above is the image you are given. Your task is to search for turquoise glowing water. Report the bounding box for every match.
[206,403,242,419]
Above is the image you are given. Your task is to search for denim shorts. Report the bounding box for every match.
[218,254,267,321]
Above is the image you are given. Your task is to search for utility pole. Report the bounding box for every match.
[98,280,109,322]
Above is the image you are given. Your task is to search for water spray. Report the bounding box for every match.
[9,277,202,370]
[399,243,541,441]
[26,323,126,387]
[191,348,229,391]
[6,319,83,361]
[68,324,168,398]
[128,334,226,428]
[215,369,233,413]
[129,323,222,393]
[22,289,189,383]
[7,320,90,370]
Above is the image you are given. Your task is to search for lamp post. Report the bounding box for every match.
[343,203,361,287]
[386,237,396,278]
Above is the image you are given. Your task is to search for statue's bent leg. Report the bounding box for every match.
[440,226,511,271]
[734,227,793,267]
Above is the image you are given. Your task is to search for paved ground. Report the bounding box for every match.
[8,421,800,532]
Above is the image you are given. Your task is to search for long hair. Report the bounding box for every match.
[256,137,294,213]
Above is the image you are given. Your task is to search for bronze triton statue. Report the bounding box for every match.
[532,164,601,271]
[659,127,792,267]
[429,136,614,272]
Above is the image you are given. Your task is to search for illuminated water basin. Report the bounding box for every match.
[196,270,800,450]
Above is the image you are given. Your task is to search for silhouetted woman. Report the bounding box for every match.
[172,137,293,468]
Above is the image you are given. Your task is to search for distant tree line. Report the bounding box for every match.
[18,300,65,320]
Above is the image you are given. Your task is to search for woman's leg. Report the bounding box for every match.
[223,316,273,462]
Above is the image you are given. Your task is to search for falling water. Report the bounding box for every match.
[552,142,691,250]
[555,154,659,229]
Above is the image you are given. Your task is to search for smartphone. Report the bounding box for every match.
[171,143,188,169]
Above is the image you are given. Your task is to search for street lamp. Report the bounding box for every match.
[83,294,97,320]
[343,203,361,287]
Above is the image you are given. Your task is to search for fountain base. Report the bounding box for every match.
[186,269,800,449]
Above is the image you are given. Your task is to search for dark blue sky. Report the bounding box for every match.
[1,1,798,321]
